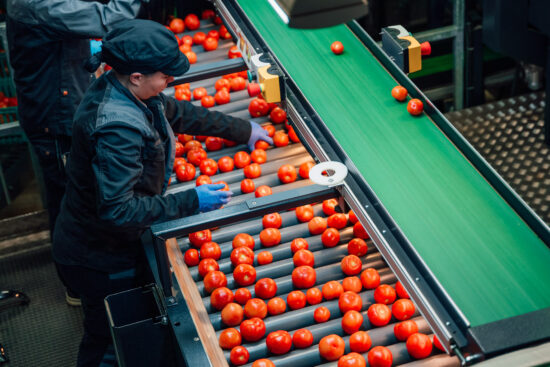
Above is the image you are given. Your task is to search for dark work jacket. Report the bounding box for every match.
[6,0,146,137]
[52,72,251,272]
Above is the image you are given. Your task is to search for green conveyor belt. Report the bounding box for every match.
[237,0,550,327]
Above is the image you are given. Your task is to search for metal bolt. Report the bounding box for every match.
[415,277,420,281]
[252,201,256,205]
[193,337,200,342]
[168,297,175,304]
[446,321,451,326]
[382,230,386,234]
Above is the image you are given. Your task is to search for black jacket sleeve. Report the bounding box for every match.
[92,124,198,229]
[8,0,147,39]
[163,94,252,144]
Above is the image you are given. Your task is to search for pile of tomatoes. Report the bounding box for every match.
[182,198,444,366]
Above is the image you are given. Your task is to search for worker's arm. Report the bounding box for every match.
[162,94,252,144]
[12,0,148,39]
[92,124,198,229]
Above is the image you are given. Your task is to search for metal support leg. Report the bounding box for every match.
[453,0,466,110]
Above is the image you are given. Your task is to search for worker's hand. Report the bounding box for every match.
[247,121,273,151]
[194,184,233,212]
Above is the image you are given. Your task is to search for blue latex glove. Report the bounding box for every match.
[247,121,273,151]
[90,40,103,55]
[194,184,233,212]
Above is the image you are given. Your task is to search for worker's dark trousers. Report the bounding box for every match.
[56,263,139,367]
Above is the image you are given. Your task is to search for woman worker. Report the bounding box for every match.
[52,19,272,366]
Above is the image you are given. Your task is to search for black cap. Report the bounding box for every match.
[92,19,190,76]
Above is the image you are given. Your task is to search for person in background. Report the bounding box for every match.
[52,19,272,366]
[6,0,149,306]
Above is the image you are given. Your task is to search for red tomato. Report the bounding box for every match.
[193,87,208,100]
[291,266,316,289]
[228,45,243,59]
[248,98,270,117]
[396,281,410,299]
[306,287,323,305]
[293,249,314,267]
[224,138,237,147]
[266,330,292,355]
[198,258,219,278]
[214,15,223,25]
[185,14,200,30]
[252,359,275,367]
[201,9,215,19]
[278,164,297,183]
[360,268,380,289]
[269,107,287,124]
[338,353,366,367]
[230,345,249,366]
[218,156,234,172]
[322,228,341,247]
[230,76,247,91]
[407,98,424,116]
[184,139,201,152]
[322,199,338,216]
[309,217,327,235]
[254,278,277,299]
[234,288,252,305]
[184,248,199,266]
[314,306,331,323]
[262,212,282,229]
[240,179,255,194]
[394,320,419,341]
[173,157,187,170]
[200,241,221,260]
[219,328,241,350]
[201,95,215,108]
[244,298,267,319]
[327,213,347,229]
[215,78,231,91]
[367,303,392,327]
[392,299,415,320]
[406,333,433,359]
[368,346,393,367]
[174,87,191,101]
[214,180,229,191]
[181,35,193,46]
[255,140,270,150]
[189,230,212,248]
[176,163,196,182]
[331,41,344,55]
[219,25,232,39]
[374,284,396,305]
[342,276,362,293]
[207,29,220,40]
[244,163,261,179]
[262,125,275,137]
[232,233,255,250]
[233,264,256,286]
[299,162,315,179]
[175,141,185,157]
[184,50,197,64]
[234,151,251,168]
[273,131,289,147]
[179,43,192,54]
[322,280,344,300]
[221,302,243,326]
[267,297,286,315]
[288,127,300,143]
[251,149,267,164]
[211,287,234,310]
[349,331,372,353]
[230,247,254,266]
[353,222,369,239]
[319,334,345,361]
[169,18,184,33]
[348,238,368,257]
[391,85,408,101]
[204,137,223,151]
[199,158,218,176]
[348,210,358,224]
[433,335,446,352]
[339,291,363,313]
[240,317,266,342]
[292,328,313,349]
[257,251,273,265]
[195,174,212,186]
[203,270,227,293]
[295,205,314,222]
[290,238,309,253]
[287,290,306,310]
[259,228,281,247]
[187,148,207,167]
[255,185,272,197]
[341,255,362,276]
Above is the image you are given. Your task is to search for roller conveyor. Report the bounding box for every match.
[134,2,550,367]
